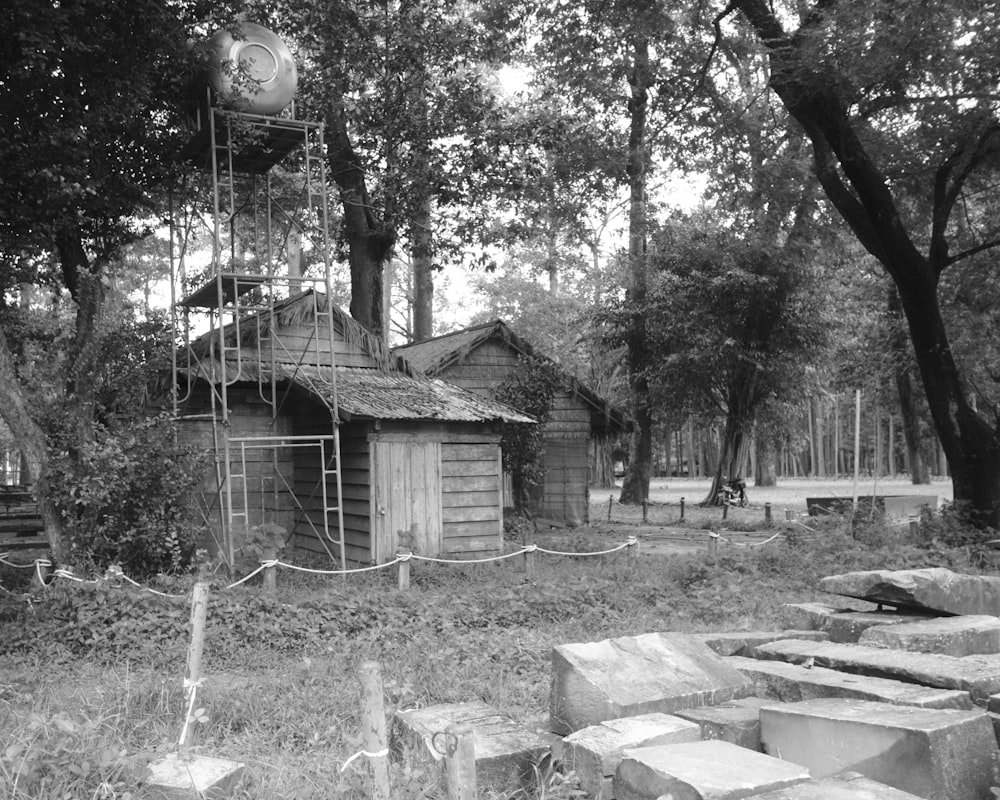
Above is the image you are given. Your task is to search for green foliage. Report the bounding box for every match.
[45,414,205,577]
[1,521,990,798]
[493,356,566,513]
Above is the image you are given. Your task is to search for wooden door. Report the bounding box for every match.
[372,439,442,563]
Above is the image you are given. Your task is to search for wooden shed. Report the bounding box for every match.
[394,320,630,528]
[177,293,533,564]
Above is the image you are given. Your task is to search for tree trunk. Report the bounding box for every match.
[410,193,434,342]
[734,0,1000,526]
[755,435,777,486]
[0,324,65,563]
[888,287,931,484]
[326,95,393,338]
[619,36,652,506]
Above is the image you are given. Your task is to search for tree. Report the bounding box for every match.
[279,0,513,340]
[0,0,194,561]
[636,223,829,504]
[725,0,1000,526]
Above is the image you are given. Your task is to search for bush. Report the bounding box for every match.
[46,413,206,577]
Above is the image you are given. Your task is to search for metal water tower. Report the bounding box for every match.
[170,22,346,569]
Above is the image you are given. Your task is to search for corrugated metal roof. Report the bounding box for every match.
[179,358,535,424]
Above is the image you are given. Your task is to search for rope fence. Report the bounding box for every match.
[0,519,818,599]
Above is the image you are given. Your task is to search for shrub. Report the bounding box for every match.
[46,413,206,577]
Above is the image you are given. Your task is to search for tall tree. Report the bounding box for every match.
[634,223,829,504]
[280,0,512,340]
[0,0,193,560]
[725,0,1000,526]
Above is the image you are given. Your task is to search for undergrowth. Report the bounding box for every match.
[0,528,987,799]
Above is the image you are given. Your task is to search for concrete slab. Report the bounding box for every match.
[759,698,995,800]
[819,567,1000,616]
[394,700,549,793]
[550,632,751,734]
[858,614,1000,656]
[614,739,811,800]
[143,753,246,799]
[726,655,973,709]
[747,771,928,799]
[561,713,701,800]
[752,638,1000,705]
[780,603,933,643]
[696,630,830,657]
[673,697,768,751]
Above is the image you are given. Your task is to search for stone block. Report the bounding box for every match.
[726,655,972,709]
[614,739,811,800]
[780,603,932,643]
[394,700,549,793]
[759,698,996,800]
[550,632,750,734]
[143,753,246,799]
[858,614,1000,656]
[747,771,928,799]
[561,713,701,799]
[673,697,771,751]
[696,630,830,657]
[752,638,1000,705]
[819,567,1000,616]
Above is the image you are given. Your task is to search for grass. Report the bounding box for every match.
[0,492,990,800]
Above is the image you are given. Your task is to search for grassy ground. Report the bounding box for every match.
[0,479,981,800]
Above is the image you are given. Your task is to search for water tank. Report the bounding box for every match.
[207,22,297,115]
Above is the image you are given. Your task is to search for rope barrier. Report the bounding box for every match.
[340,747,390,773]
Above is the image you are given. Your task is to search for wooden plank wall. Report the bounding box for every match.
[290,410,372,565]
[433,340,594,527]
[539,434,590,527]
[434,340,517,397]
[373,422,503,556]
[440,434,503,554]
[247,317,380,369]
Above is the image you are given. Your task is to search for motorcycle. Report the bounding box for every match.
[719,476,748,507]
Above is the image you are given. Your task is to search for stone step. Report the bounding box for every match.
[858,614,1000,656]
[394,700,549,794]
[746,772,930,799]
[614,739,811,800]
[752,638,1000,705]
[672,696,770,751]
[819,567,1000,616]
[781,602,933,643]
[560,713,701,800]
[696,630,830,657]
[550,632,750,734]
[759,698,995,800]
[726,655,973,709]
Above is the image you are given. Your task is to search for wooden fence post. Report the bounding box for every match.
[180,575,210,747]
[607,494,613,522]
[397,548,411,591]
[707,532,719,563]
[359,661,391,800]
[641,499,648,524]
[680,497,685,521]
[262,545,277,594]
[722,503,729,520]
[444,722,477,800]
[764,503,772,524]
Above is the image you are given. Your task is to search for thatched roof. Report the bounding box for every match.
[394,320,632,435]
[180,358,535,424]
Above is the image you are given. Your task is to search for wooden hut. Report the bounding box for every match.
[177,293,533,564]
[394,320,630,528]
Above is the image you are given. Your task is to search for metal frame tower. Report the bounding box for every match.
[170,102,347,569]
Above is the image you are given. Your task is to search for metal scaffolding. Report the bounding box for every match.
[170,104,347,569]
